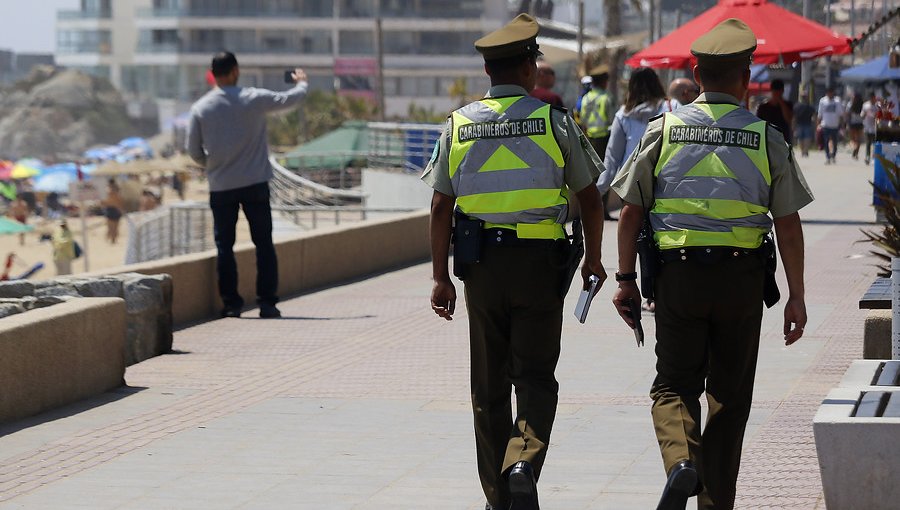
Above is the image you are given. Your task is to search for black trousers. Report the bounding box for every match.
[463,241,566,509]
[209,181,279,309]
[650,254,765,510]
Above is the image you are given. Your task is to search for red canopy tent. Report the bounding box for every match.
[625,0,852,69]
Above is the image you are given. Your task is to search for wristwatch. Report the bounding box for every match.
[615,271,638,282]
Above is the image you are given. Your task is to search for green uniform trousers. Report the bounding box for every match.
[463,240,566,508]
[651,253,765,510]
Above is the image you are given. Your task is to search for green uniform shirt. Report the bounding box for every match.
[422,84,604,197]
[611,92,814,218]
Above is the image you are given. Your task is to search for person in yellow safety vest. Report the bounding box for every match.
[576,64,614,160]
[422,13,606,510]
[611,18,814,510]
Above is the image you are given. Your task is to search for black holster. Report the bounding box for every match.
[636,220,659,300]
[762,234,780,308]
[452,210,484,280]
[560,219,585,298]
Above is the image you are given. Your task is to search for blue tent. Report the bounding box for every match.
[840,55,900,82]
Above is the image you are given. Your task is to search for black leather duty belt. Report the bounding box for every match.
[482,229,560,247]
[659,246,762,264]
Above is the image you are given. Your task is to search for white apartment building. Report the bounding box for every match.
[56,0,516,128]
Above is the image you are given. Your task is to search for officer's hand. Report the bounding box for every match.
[783,295,807,345]
[431,278,456,321]
[580,260,607,293]
[612,282,642,329]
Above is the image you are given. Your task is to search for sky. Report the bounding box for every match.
[0,0,80,54]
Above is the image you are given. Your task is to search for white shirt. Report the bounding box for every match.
[817,96,844,129]
[862,100,879,134]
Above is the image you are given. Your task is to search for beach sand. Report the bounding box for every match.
[0,178,257,282]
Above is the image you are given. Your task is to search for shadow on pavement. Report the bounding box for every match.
[0,385,147,439]
[241,315,377,321]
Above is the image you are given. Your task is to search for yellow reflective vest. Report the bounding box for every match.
[448,95,568,240]
[651,102,772,249]
[581,88,611,138]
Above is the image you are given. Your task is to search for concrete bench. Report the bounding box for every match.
[0,298,125,424]
[859,278,893,359]
[814,360,900,509]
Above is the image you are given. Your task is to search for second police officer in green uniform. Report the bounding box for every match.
[611,19,814,510]
[423,13,606,510]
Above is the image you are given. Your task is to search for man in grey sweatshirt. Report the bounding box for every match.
[187,51,308,319]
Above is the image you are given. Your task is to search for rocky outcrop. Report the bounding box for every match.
[0,273,173,366]
[0,67,137,160]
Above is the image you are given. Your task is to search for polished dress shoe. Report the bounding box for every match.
[508,461,539,510]
[656,460,698,510]
[220,306,241,318]
[259,304,281,318]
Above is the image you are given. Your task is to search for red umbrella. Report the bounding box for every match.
[626,0,852,69]
[0,161,12,180]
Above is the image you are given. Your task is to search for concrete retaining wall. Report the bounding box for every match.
[92,209,430,326]
[0,298,125,424]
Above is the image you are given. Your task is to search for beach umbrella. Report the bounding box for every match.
[83,145,122,161]
[0,161,13,180]
[0,217,33,235]
[840,54,900,83]
[11,158,44,179]
[33,172,75,193]
[626,0,851,69]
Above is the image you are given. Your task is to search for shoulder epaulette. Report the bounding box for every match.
[551,104,568,114]
[649,112,665,122]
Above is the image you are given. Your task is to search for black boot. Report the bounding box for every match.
[507,461,539,510]
[656,460,698,510]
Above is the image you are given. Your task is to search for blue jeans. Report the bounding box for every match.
[209,181,278,309]
[822,127,840,159]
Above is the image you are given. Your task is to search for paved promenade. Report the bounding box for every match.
[0,153,881,509]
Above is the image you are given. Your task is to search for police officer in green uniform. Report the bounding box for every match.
[576,64,614,159]
[610,19,814,510]
[423,13,606,510]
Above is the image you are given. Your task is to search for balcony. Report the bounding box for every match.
[58,9,112,20]
[136,7,333,19]
[135,43,332,56]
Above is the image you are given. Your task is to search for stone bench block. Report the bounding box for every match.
[816,360,900,509]
[814,387,900,509]
[0,298,125,424]
[863,309,891,359]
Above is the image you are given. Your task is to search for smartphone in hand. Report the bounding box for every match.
[625,298,644,347]
[284,70,294,83]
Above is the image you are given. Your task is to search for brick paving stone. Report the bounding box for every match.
[0,158,883,509]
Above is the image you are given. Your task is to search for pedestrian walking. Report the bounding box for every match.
[667,77,700,109]
[818,87,844,164]
[51,220,76,276]
[846,92,864,160]
[576,64,614,160]
[103,179,124,244]
[530,60,564,107]
[578,64,615,220]
[610,18,813,510]
[423,13,606,510]
[755,79,794,144]
[600,67,674,205]
[187,51,309,319]
[793,93,816,157]
[861,91,879,165]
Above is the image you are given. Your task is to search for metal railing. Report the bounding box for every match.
[367,122,443,174]
[125,202,417,264]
